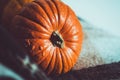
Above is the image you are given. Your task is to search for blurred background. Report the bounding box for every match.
[63,0,120,37]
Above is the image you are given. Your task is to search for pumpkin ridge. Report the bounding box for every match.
[19,6,52,33]
[31,40,50,56]
[59,6,73,35]
[15,15,50,35]
[13,23,50,39]
[63,23,81,36]
[65,42,78,55]
[45,0,58,30]
[60,49,70,73]
[56,48,63,74]
[48,48,58,75]
[66,47,77,67]
[52,0,61,32]
[15,27,49,39]
[61,11,82,49]
[36,45,51,64]
[31,2,52,28]
[59,6,70,33]
[52,0,70,33]
[65,41,80,53]
[34,0,55,30]
[40,46,53,71]
[33,1,52,26]
[59,49,64,74]
[50,48,57,75]
[45,46,55,75]
[28,2,51,32]
[52,48,61,75]
[70,47,79,57]
[63,49,73,71]
[63,34,80,42]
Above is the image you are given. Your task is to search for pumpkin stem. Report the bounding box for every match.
[50,31,64,48]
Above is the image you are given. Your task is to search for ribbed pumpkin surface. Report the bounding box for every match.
[11,0,83,75]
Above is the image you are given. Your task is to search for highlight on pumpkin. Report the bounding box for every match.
[2,0,83,76]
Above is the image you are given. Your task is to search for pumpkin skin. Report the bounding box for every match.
[1,0,33,27]
[11,0,83,76]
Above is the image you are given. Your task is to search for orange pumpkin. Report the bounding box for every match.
[11,0,83,76]
[1,0,33,27]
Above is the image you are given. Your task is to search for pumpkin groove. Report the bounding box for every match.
[34,1,56,29]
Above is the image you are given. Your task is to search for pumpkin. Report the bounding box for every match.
[11,0,83,76]
[1,0,33,27]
